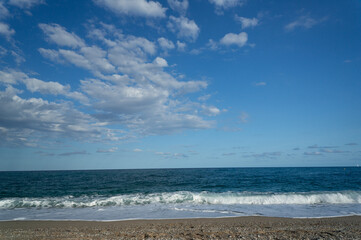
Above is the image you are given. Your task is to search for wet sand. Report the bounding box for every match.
[0,216,360,239]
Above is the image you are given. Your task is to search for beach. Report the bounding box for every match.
[1,216,360,239]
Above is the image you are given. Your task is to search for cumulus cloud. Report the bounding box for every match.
[0,21,220,147]
[285,16,326,31]
[206,39,218,50]
[94,0,166,18]
[0,69,88,102]
[36,23,215,137]
[0,86,112,147]
[202,105,221,116]
[40,47,115,76]
[39,23,85,48]
[0,22,15,40]
[235,15,258,29]
[153,56,168,67]
[167,0,188,15]
[198,94,211,102]
[176,40,186,51]
[158,37,175,51]
[24,77,70,95]
[220,32,248,47]
[133,148,143,152]
[0,69,27,84]
[168,16,200,42]
[8,0,44,9]
[209,0,244,14]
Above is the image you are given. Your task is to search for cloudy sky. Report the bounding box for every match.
[0,0,360,170]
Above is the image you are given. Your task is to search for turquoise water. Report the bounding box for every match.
[1,167,360,220]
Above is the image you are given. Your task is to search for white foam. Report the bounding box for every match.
[1,191,360,209]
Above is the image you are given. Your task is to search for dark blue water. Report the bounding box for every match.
[1,167,360,220]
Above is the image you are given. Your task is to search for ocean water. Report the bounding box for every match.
[0,167,360,221]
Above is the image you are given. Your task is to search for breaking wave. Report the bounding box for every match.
[1,191,361,209]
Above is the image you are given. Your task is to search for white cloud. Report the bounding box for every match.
[36,23,214,138]
[80,46,116,73]
[80,79,169,115]
[0,86,110,146]
[235,15,258,29]
[158,37,175,51]
[97,147,118,153]
[285,16,325,31]
[304,151,322,156]
[94,0,166,18]
[156,151,188,158]
[207,39,218,50]
[209,0,244,14]
[59,151,88,156]
[320,149,348,154]
[308,144,337,149]
[11,51,25,65]
[0,69,88,102]
[0,22,15,40]
[38,48,63,62]
[2,22,219,146]
[167,0,188,15]
[176,40,186,51]
[133,148,143,152]
[239,111,249,123]
[153,57,168,67]
[243,152,282,158]
[40,46,115,75]
[202,105,221,116]
[0,46,6,57]
[220,32,248,47]
[8,0,44,9]
[59,49,92,69]
[198,94,211,101]
[168,16,200,42]
[24,77,70,95]
[254,81,266,86]
[0,2,9,19]
[209,0,242,8]
[0,69,27,85]
[39,23,85,48]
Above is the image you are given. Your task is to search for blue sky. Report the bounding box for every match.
[0,0,360,170]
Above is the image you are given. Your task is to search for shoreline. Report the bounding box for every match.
[1,216,360,239]
[1,213,360,222]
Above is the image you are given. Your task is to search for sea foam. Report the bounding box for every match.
[1,191,360,209]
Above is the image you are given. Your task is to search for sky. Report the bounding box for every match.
[0,0,361,171]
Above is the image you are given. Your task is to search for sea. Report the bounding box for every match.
[0,167,360,221]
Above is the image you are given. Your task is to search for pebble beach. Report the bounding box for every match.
[1,216,360,239]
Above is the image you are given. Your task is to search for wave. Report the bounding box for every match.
[1,191,361,209]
